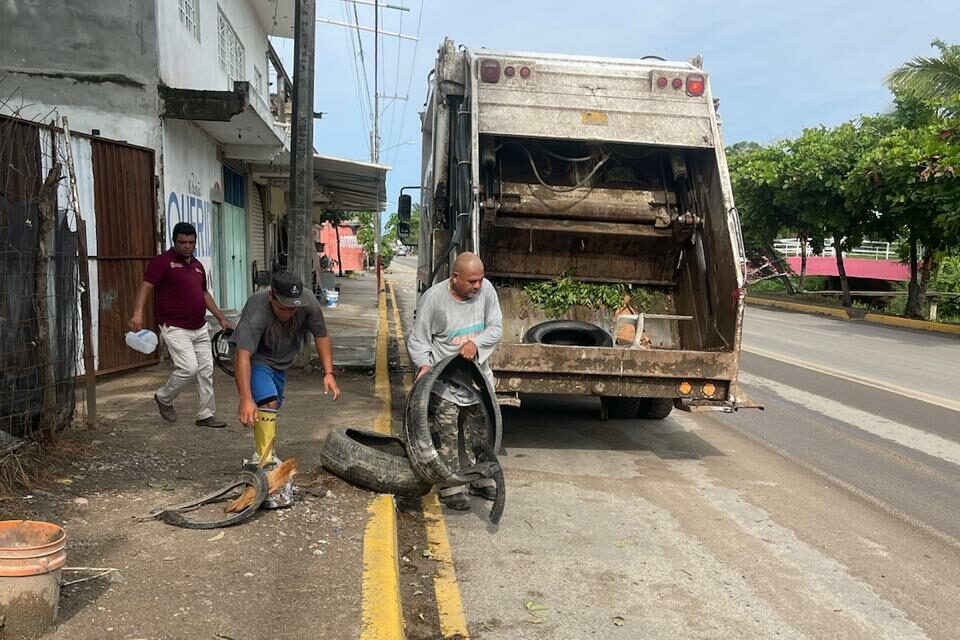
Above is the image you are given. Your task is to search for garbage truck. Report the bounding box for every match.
[397,39,756,419]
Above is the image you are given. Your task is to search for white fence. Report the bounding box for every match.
[773,239,902,260]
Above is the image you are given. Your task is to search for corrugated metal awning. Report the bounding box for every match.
[313,154,389,211]
[250,153,390,212]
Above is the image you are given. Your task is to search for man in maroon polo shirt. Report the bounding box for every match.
[129,222,231,428]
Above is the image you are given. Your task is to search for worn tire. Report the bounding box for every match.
[603,397,643,419]
[637,398,674,420]
[320,428,430,497]
[524,320,613,347]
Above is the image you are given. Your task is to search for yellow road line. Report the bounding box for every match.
[361,495,404,639]
[742,345,960,414]
[387,280,471,639]
[422,493,471,638]
[374,290,392,435]
[360,290,404,640]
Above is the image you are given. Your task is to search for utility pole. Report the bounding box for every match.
[288,0,317,283]
[373,0,382,291]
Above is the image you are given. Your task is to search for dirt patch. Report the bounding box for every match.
[1,365,383,639]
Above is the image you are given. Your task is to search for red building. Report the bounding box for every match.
[313,222,366,274]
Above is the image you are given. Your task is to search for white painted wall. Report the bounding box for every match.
[161,119,222,297]
[157,0,272,101]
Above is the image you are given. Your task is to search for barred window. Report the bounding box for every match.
[218,11,245,86]
[178,0,200,41]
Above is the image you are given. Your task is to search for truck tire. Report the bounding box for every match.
[524,320,613,347]
[320,428,431,497]
[602,397,643,419]
[637,398,674,420]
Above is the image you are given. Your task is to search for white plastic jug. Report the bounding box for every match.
[124,329,158,354]
[326,291,339,308]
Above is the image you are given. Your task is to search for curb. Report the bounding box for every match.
[746,296,960,336]
[746,296,850,320]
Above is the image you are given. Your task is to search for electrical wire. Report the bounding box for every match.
[383,4,404,153]
[352,2,376,143]
[341,4,372,145]
[387,0,424,167]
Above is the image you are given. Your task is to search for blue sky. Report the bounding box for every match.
[274,0,960,214]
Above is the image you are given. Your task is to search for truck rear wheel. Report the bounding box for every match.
[601,397,643,420]
[637,398,674,420]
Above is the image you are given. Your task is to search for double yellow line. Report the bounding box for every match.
[359,284,470,639]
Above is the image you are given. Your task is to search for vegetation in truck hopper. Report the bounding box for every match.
[516,273,670,318]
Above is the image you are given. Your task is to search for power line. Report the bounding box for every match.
[384,4,404,149]
[353,1,376,145]
[388,0,423,167]
[340,3,372,150]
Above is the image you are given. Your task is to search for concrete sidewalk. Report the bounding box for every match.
[322,271,380,371]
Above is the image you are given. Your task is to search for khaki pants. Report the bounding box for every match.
[428,393,496,497]
[157,325,215,420]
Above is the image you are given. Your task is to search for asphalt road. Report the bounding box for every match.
[387,258,960,640]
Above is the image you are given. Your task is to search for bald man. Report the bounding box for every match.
[407,252,503,511]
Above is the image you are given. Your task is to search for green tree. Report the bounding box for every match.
[355,211,395,269]
[728,142,798,293]
[780,121,885,307]
[849,123,955,316]
[887,39,960,115]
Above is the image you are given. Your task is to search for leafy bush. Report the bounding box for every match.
[932,255,960,318]
[522,274,669,318]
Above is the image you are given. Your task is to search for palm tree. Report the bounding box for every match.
[887,40,960,110]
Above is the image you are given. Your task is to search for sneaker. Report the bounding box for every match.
[154,394,176,423]
[195,416,227,428]
[439,493,471,511]
[469,485,497,501]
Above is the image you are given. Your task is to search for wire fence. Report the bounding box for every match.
[0,105,82,449]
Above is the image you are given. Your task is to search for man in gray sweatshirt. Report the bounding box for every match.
[407,252,503,511]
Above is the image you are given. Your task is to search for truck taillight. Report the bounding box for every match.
[657,76,668,88]
[686,74,705,96]
[480,59,501,83]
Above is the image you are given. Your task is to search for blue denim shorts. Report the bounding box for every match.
[251,364,287,407]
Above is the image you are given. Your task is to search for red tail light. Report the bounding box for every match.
[480,59,500,83]
[686,74,705,96]
[672,78,683,90]
[504,65,516,78]
[656,76,668,88]
[519,66,531,79]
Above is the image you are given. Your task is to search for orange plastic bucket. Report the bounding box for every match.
[0,520,67,639]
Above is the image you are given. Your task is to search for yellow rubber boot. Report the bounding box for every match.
[254,408,278,462]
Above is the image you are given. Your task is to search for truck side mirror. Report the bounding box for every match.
[397,222,412,240]
[398,194,412,222]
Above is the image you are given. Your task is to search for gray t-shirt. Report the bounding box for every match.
[230,290,327,370]
[407,278,503,406]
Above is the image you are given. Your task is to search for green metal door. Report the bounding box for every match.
[210,202,222,305]
[222,203,247,310]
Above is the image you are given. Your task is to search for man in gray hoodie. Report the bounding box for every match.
[407,252,503,511]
